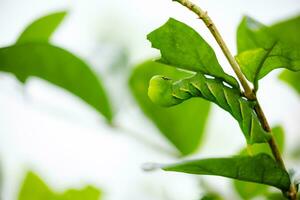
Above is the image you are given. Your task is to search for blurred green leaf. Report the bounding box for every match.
[264,193,287,200]
[0,11,113,122]
[147,18,239,88]
[197,179,224,200]
[291,145,300,160]
[19,171,101,200]
[272,126,285,154]
[58,186,101,200]
[239,125,285,157]
[269,15,300,46]
[17,11,67,44]
[236,16,271,53]
[129,60,211,156]
[270,15,300,95]
[200,193,223,200]
[267,193,300,200]
[233,180,268,199]
[237,15,300,53]
[19,172,55,200]
[279,70,300,95]
[0,43,113,122]
[163,153,291,190]
[236,16,300,90]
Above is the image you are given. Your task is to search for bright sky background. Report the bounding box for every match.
[0,0,299,199]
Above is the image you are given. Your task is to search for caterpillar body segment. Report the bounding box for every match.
[148,73,270,144]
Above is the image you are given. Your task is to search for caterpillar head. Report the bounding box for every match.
[148,75,182,107]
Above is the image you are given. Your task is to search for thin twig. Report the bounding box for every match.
[114,125,179,157]
[172,0,297,199]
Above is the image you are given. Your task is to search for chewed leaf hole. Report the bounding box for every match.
[142,163,162,172]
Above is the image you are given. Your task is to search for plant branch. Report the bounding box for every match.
[173,0,254,99]
[114,124,179,157]
[173,0,297,199]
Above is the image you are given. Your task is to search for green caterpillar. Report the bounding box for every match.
[148,73,270,144]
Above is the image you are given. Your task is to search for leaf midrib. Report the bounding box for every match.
[253,41,278,89]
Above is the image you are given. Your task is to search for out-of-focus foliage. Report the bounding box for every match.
[16,11,66,44]
[236,16,300,90]
[291,146,300,160]
[232,126,285,199]
[129,61,211,156]
[279,71,300,95]
[148,73,269,144]
[270,15,300,95]
[233,180,268,200]
[0,11,113,122]
[200,193,223,200]
[265,193,287,200]
[267,193,300,200]
[19,171,101,200]
[0,43,113,122]
[269,15,300,46]
[238,125,285,157]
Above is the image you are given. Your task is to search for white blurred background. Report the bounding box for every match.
[0,0,299,199]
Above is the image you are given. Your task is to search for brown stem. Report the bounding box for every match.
[254,102,285,169]
[173,0,297,199]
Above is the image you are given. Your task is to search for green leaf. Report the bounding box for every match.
[233,180,268,200]
[17,11,67,44]
[264,193,287,200]
[291,145,300,160]
[239,125,285,157]
[279,68,300,95]
[58,186,101,200]
[271,16,300,95]
[232,126,285,199]
[200,193,223,200]
[236,16,271,53]
[129,60,211,156]
[148,73,269,144]
[147,18,239,88]
[272,126,285,154]
[236,45,300,89]
[19,172,55,200]
[162,153,291,191]
[236,16,300,89]
[19,171,101,200]
[0,43,113,122]
[237,15,300,52]
[269,15,300,46]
